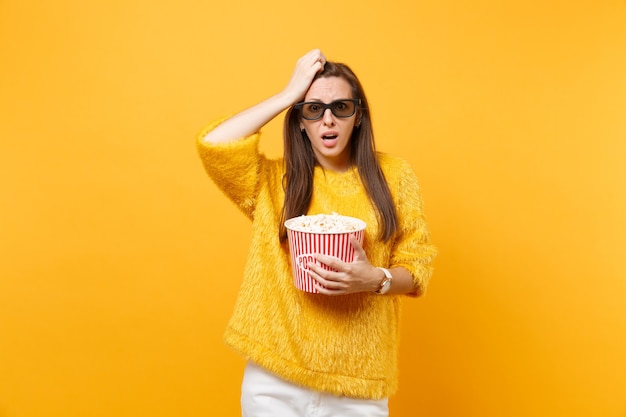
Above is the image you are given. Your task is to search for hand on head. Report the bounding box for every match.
[282,49,326,105]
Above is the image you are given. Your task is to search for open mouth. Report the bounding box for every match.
[322,134,338,141]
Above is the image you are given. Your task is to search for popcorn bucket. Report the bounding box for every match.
[285,214,366,293]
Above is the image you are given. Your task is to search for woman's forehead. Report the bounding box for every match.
[304,77,352,102]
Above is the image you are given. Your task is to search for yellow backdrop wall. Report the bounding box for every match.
[1,1,625,416]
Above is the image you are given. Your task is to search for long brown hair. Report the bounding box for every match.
[279,62,398,242]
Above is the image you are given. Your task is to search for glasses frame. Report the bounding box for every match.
[294,99,361,120]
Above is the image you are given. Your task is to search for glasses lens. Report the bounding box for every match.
[331,100,355,117]
[302,103,323,120]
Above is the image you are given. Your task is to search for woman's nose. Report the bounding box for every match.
[322,108,335,125]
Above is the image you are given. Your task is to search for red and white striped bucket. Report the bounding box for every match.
[285,215,366,293]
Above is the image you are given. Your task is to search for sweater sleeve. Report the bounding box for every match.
[196,118,262,220]
[389,159,438,297]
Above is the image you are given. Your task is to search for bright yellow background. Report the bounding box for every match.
[1,1,625,416]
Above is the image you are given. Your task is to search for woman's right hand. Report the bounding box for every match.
[201,49,326,144]
[281,49,326,105]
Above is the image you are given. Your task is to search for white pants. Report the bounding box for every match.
[241,362,389,417]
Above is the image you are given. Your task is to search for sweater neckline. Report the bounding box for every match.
[314,165,361,190]
[314,164,358,176]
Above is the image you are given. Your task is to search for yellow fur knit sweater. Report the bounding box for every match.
[197,119,436,400]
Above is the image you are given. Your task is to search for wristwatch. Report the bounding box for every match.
[375,267,392,294]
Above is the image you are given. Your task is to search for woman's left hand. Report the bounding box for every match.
[307,235,383,295]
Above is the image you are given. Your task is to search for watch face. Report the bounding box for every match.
[376,278,391,294]
[375,268,392,294]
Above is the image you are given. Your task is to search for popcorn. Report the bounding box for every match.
[285,213,364,234]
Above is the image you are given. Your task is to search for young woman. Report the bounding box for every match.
[197,49,436,417]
